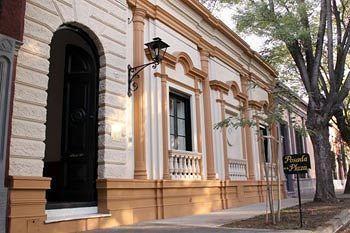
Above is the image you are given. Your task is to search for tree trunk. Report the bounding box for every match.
[307,119,337,202]
[344,164,350,194]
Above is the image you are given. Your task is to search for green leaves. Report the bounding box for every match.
[231,0,316,43]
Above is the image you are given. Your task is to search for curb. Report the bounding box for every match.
[226,227,313,232]
[315,209,350,233]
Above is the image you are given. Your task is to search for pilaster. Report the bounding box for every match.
[194,78,203,177]
[240,74,255,180]
[199,49,216,180]
[133,7,148,179]
[160,64,170,179]
[218,91,229,180]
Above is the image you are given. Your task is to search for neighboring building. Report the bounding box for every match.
[1,0,288,232]
[0,1,26,232]
[277,87,348,196]
[329,124,349,191]
[276,91,316,195]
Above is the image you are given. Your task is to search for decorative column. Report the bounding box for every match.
[194,78,203,177]
[161,64,170,179]
[133,8,147,179]
[219,91,229,180]
[200,49,216,180]
[240,74,255,180]
[268,93,278,164]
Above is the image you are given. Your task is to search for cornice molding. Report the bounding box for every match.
[128,0,277,89]
[128,0,278,82]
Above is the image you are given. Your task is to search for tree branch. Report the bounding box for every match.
[335,21,350,91]
[337,71,350,105]
[311,0,327,90]
[326,0,335,88]
[333,0,342,48]
[335,107,350,146]
[286,41,312,93]
[319,69,330,97]
[298,0,315,78]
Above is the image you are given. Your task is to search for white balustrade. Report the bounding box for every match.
[262,162,277,181]
[228,159,248,180]
[168,150,202,180]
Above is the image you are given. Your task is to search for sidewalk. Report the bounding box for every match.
[85,197,313,233]
[142,197,312,228]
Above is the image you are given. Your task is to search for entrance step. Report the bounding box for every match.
[45,206,111,223]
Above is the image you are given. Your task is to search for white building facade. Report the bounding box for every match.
[4,0,287,232]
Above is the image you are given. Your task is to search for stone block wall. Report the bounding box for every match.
[9,0,130,179]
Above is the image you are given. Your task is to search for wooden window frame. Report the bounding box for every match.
[169,92,192,151]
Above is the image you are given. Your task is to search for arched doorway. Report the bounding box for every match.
[44,25,99,209]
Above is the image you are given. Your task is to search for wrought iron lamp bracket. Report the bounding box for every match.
[128,61,159,97]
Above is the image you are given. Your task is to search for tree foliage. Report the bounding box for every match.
[202,0,350,202]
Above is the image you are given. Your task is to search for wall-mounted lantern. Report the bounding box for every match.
[128,37,169,97]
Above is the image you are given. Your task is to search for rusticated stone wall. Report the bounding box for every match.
[9,0,131,179]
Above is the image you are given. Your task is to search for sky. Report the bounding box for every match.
[209,2,308,100]
[211,4,266,52]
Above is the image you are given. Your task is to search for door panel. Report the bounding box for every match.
[60,45,97,203]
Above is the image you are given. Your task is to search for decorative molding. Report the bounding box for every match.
[209,80,229,94]
[248,100,264,111]
[210,80,248,103]
[127,0,277,89]
[0,38,13,53]
[0,34,22,55]
[228,81,241,96]
[146,49,206,80]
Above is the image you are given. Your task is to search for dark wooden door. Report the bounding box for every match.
[60,44,97,205]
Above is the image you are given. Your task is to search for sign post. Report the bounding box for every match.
[283,153,311,228]
[296,173,302,227]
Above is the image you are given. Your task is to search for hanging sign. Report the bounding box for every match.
[283,153,311,174]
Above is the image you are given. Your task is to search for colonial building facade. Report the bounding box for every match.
[0,0,300,232]
[276,93,316,195]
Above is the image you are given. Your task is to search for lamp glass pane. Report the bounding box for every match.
[147,44,156,60]
[154,47,160,61]
[145,38,169,62]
